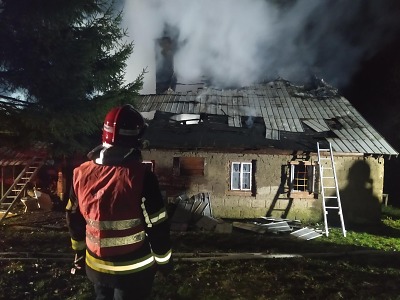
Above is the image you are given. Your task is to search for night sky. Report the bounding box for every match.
[342,36,400,206]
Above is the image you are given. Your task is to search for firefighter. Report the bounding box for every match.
[66,104,172,300]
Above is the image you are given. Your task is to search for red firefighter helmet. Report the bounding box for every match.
[102,104,146,147]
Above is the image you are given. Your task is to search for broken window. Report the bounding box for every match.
[173,157,205,176]
[230,162,252,191]
[289,162,317,197]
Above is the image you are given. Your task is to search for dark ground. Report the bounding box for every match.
[2,208,400,299]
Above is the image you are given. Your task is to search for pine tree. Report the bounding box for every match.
[0,0,144,155]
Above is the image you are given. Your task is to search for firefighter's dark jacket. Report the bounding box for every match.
[66,146,172,286]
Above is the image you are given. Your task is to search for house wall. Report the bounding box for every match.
[142,149,384,224]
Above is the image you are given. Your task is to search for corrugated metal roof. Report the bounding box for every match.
[0,142,48,166]
[136,79,398,156]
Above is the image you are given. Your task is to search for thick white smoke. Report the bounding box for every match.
[121,0,400,94]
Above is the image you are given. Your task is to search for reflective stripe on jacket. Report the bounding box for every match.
[85,251,156,275]
[73,160,146,257]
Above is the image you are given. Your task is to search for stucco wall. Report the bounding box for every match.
[335,155,384,224]
[142,149,384,224]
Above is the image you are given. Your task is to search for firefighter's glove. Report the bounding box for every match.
[71,250,86,275]
[158,259,173,277]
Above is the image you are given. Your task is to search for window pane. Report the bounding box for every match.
[233,163,240,172]
[242,173,251,189]
[232,173,240,189]
[243,163,251,172]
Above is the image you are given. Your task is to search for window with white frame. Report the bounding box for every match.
[289,162,316,195]
[230,162,252,191]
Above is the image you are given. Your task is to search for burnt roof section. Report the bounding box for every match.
[136,79,398,156]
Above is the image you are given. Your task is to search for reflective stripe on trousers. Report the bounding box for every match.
[86,252,156,275]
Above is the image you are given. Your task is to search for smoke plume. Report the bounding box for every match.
[121,0,400,94]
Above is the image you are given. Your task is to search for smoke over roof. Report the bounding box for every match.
[121,0,400,94]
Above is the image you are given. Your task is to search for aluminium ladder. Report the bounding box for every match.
[317,142,346,237]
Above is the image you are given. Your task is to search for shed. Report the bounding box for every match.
[0,142,50,219]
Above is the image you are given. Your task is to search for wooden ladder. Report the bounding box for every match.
[0,156,45,222]
[317,142,346,237]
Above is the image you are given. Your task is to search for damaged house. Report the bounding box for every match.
[135,78,398,225]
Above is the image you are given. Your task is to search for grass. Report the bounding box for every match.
[321,205,400,251]
[1,206,400,299]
